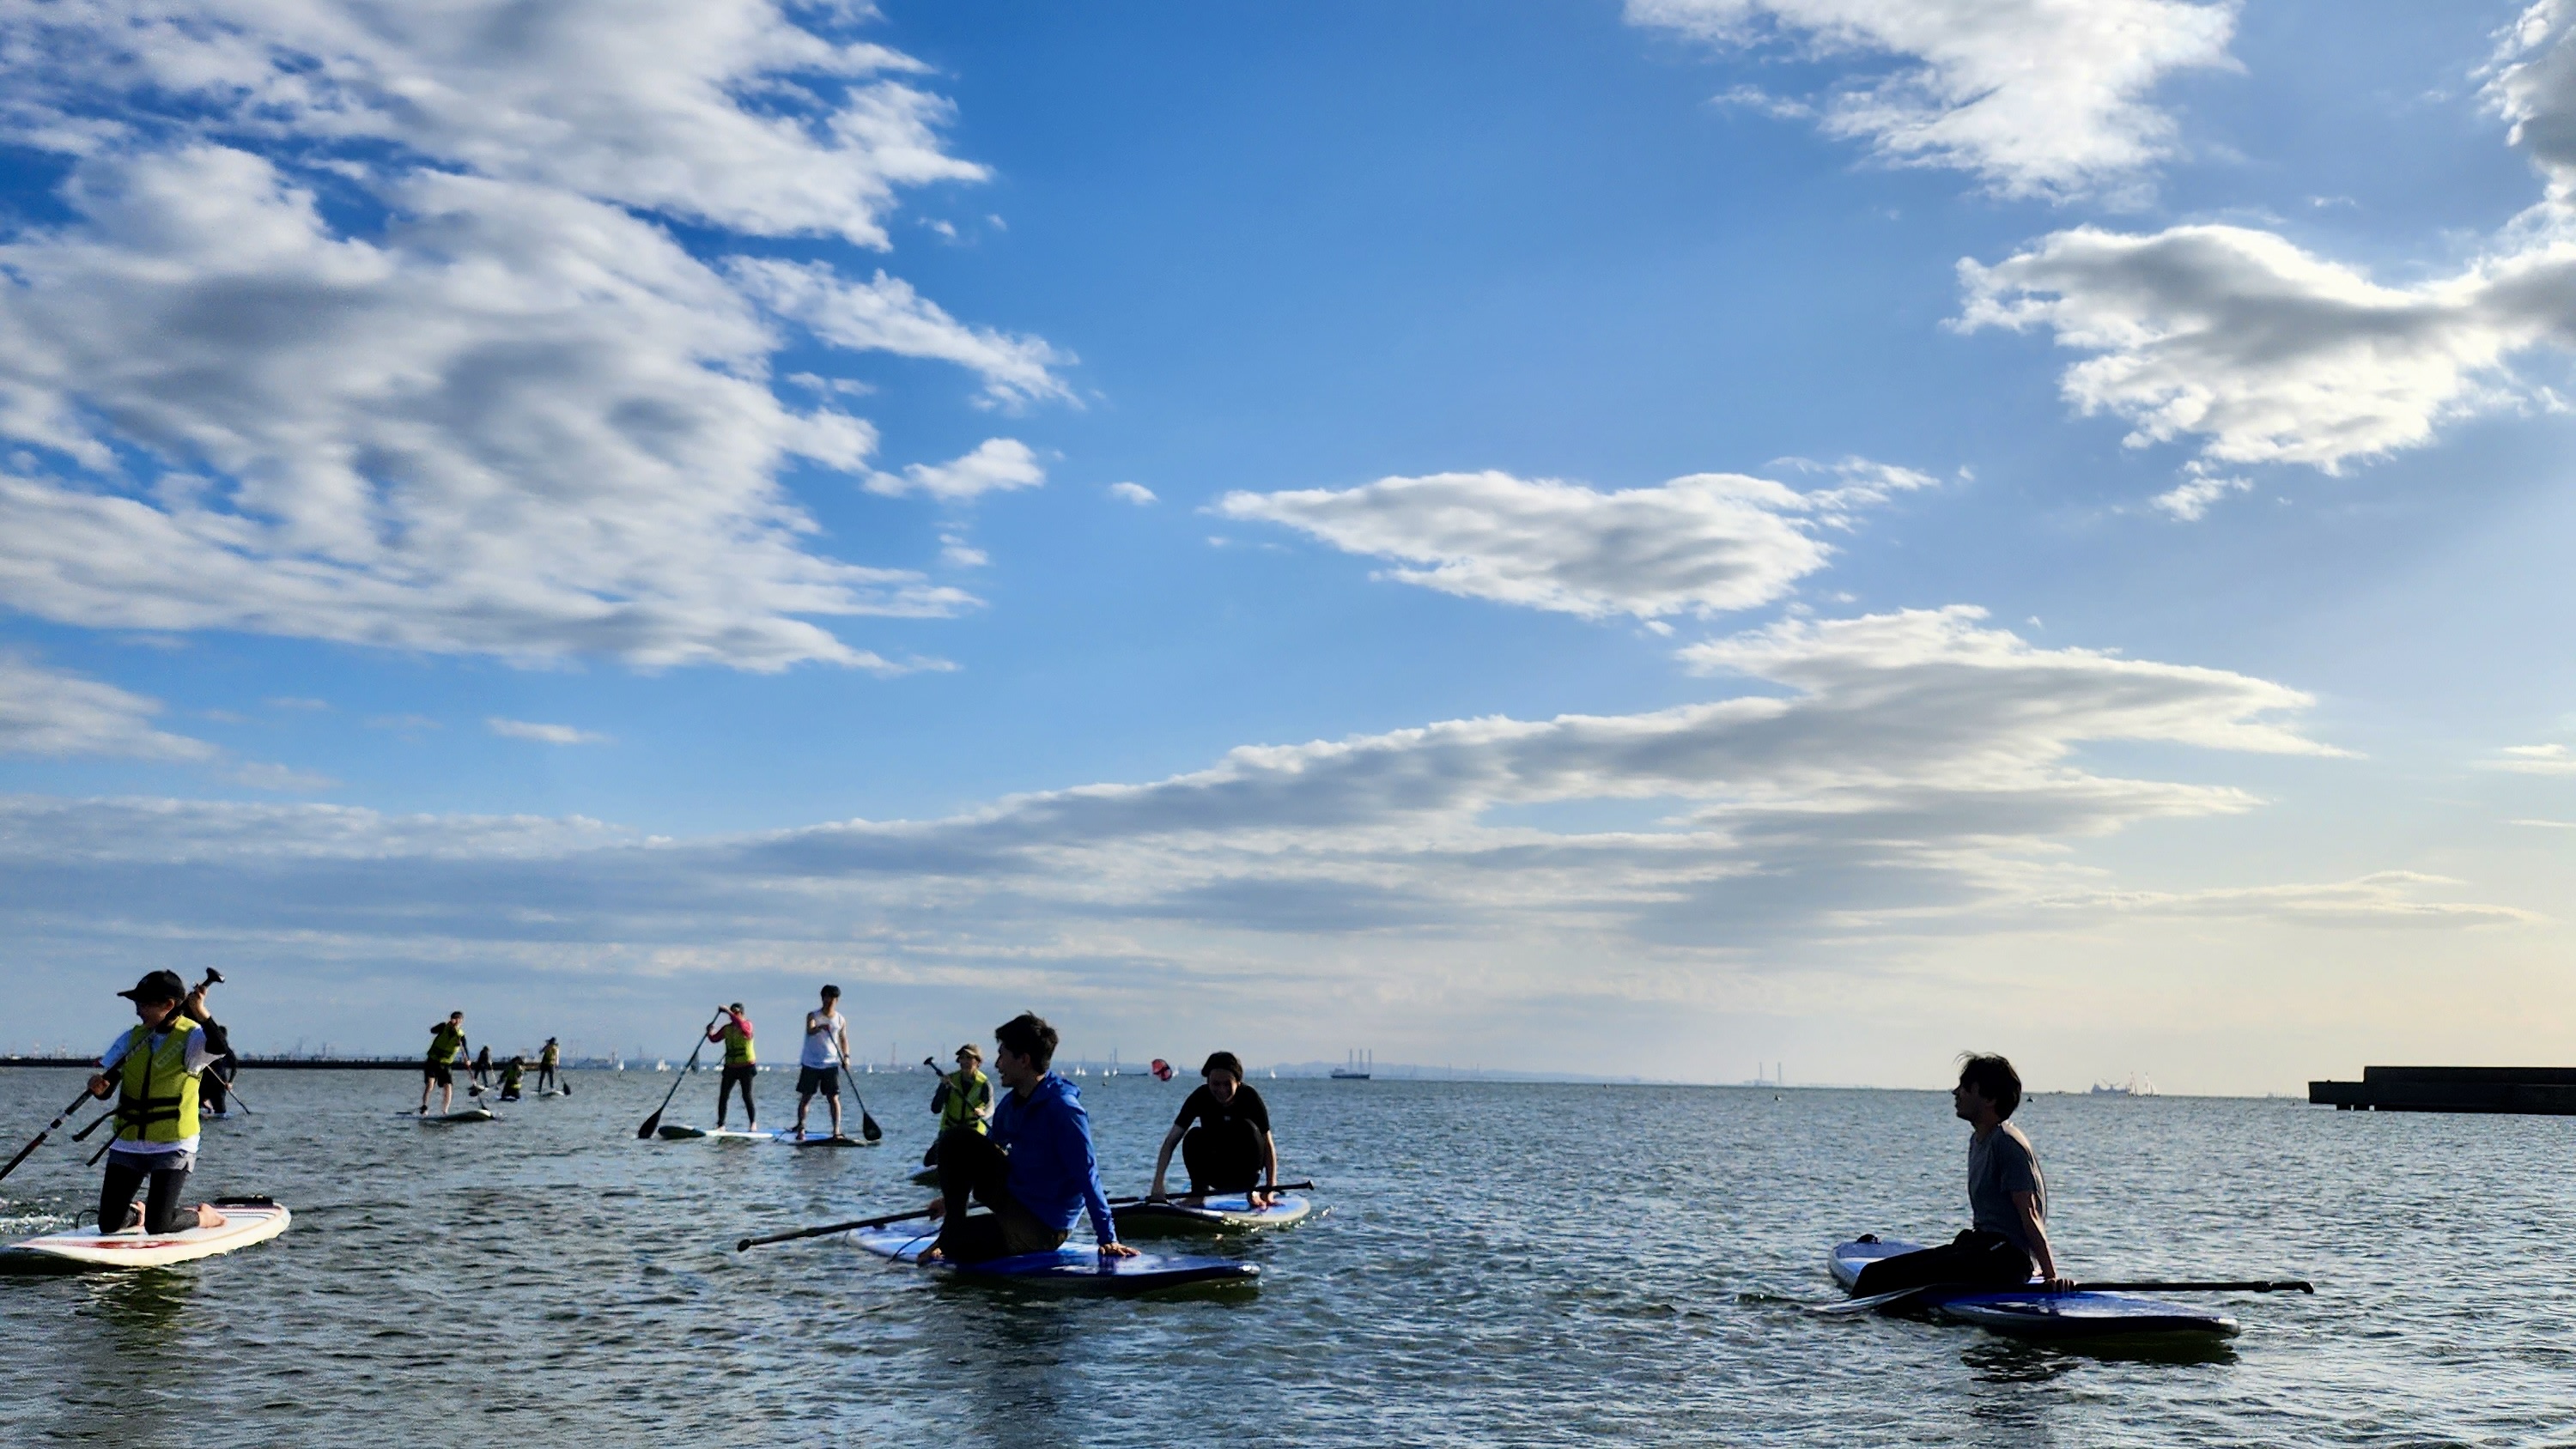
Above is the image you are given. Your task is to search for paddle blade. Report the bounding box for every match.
[860,1111,883,1143]
[635,1109,663,1140]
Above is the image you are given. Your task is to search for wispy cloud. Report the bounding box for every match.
[1627,0,2239,199]
[2489,743,2576,775]
[1109,482,1157,506]
[1216,462,1930,621]
[733,263,1075,409]
[866,439,1047,502]
[0,654,216,762]
[488,718,611,746]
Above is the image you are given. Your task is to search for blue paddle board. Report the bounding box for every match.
[849,1224,1258,1291]
[1830,1238,2236,1339]
[1112,1193,1313,1236]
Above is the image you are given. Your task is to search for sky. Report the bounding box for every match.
[0,0,2571,1092]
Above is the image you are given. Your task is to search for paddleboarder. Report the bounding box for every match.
[1147,1051,1279,1207]
[202,1046,239,1116]
[924,1012,1136,1264]
[418,1011,469,1115]
[1851,1053,2069,1296]
[789,985,851,1141]
[86,970,233,1235]
[708,1003,758,1131]
[471,1044,495,1088]
[921,1043,993,1167]
[536,1037,561,1094]
[498,1055,526,1103]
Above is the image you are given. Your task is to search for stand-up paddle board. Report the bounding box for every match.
[1113,1193,1314,1237]
[0,1198,290,1274]
[776,1131,873,1148]
[398,1107,497,1124]
[656,1125,775,1141]
[1830,1239,2237,1340]
[850,1223,1258,1292]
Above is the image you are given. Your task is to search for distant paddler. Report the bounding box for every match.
[1148,1052,1279,1207]
[536,1037,562,1094]
[86,969,234,1234]
[790,985,851,1141]
[417,1011,469,1116]
[498,1055,526,1103]
[920,1043,993,1168]
[202,1046,240,1117]
[925,1012,1136,1264]
[1850,1052,2069,1296]
[471,1044,495,1089]
[708,1003,758,1131]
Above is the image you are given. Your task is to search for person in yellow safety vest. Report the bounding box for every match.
[708,1003,757,1130]
[418,1011,469,1116]
[84,969,233,1235]
[537,1038,562,1094]
[499,1055,526,1103]
[923,1043,993,1168]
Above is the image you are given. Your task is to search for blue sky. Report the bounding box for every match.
[1,0,2571,1090]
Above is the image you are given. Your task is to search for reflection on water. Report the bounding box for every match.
[0,1070,2566,1444]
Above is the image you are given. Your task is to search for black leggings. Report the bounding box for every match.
[1850,1230,2032,1296]
[536,1064,557,1091]
[718,1064,756,1125]
[932,1127,1067,1264]
[1181,1122,1263,1192]
[99,1155,200,1234]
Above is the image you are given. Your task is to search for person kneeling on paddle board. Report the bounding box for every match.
[1148,1052,1279,1208]
[1852,1052,2069,1297]
[921,1042,993,1167]
[419,1011,469,1115]
[708,1003,757,1131]
[498,1055,526,1103]
[86,970,233,1235]
[791,985,850,1141]
[925,1013,1137,1264]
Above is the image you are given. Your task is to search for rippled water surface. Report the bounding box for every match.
[3,1070,2573,1446]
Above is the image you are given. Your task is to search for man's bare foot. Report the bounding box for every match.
[194,1204,227,1230]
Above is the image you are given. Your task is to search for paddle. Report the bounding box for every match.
[736,1204,933,1252]
[1810,1278,2315,1318]
[0,1087,105,1187]
[836,1060,884,1143]
[635,1014,722,1140]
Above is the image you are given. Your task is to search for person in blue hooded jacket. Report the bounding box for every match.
[925,1011,1137,1264]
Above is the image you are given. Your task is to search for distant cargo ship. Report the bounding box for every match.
[2089,1073,2158,1097]
[1330,1049,1373,1080]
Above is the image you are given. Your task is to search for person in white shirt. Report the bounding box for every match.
[791,984,853,1141]
[87,969,233,1235]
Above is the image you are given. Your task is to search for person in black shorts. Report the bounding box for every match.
[1147,1052,1279,1206]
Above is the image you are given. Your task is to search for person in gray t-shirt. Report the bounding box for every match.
[1850,1052,2069,1296]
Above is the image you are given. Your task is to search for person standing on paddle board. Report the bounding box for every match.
[85,970,233,1235]
[790,985,851,1141]
[1148,1052,1280,1207]
[925,1013,1136,1264]
[418,1012,469,1115]
[1852,1053,2069,1296]
[921,1042,993,1167]
[708,1003,758,1131]
[536,1037,561,1094]
[471,1044,494,1088]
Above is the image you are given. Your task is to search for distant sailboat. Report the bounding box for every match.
[1330,1050,1372,1081]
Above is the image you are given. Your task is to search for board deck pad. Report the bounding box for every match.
[1829,1239,2238,1339]
[657,1125,776,1140]
[1,1200,290,1273]
[850,1225,1259,1291]
[1112,1193,1314,1236]
[398,1107,496,1123]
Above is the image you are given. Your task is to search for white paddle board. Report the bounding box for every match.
[0,1199,290,1273]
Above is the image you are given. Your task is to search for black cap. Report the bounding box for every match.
[117,970,187,1003]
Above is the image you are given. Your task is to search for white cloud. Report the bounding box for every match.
[732,261,1074,408]
[2152,466,2250,520]
[2488,0,2576,201]
[2490,743,2576,774]
[0,654,216,761]
[866,439,1047,502]
[0,149,973,670]
[1626,0,2239,198]
[488,718,610,746]
[1109,482,1157,506]
[0,0,982,246]
[1214,462,1930,620]
[0,3,1067,671]
[2032,872,2540,928]
[1958,223,2576,474]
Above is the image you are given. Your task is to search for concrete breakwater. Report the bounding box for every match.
[2311,1066,2576,1115]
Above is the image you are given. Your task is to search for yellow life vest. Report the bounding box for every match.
[115,1016,201,1144]
[939,1069,993,1134]
[427,1022,466,1064]
[720,1017,755,1066]
[540,1044,559,1065]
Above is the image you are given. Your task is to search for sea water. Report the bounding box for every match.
[0,1070,2567,1446]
